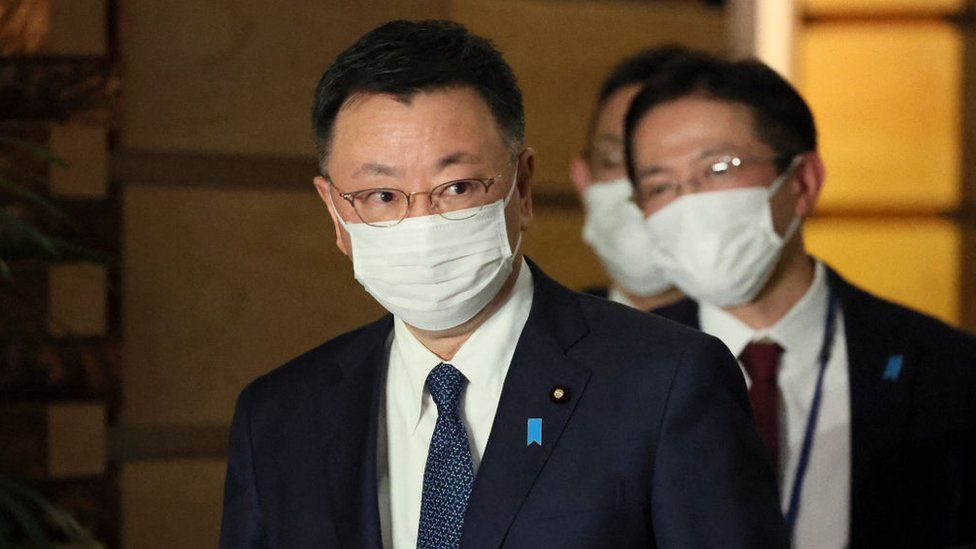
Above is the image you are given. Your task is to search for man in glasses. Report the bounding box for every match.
[220,20,787,548]
[624,52,976,547]
[570,46,695,322]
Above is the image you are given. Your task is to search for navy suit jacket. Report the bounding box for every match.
[648,267,976,548]
[220,261,788,548]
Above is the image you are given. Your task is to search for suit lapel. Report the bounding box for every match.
[316,316,392,549]
[651,297,700,330]
[828,269,913,544]
[461,261,592,549]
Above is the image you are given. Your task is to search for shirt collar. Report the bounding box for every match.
[391,260,534,431]
[607,284,638,308]
[700,260,830,368]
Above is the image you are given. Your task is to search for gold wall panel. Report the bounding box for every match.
[122,460,225,549]
[798,21,962,211]
[451,0,725,195]
[805,218,960,325]
[804,0,965,16]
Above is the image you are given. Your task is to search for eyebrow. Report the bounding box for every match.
[696,144,742,159]
[351,151,484,179]
[436,150,483,171]
[634,165,670,180]
[354,162,398,178]
[634,143,747,179]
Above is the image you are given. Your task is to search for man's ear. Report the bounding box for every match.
[793,152,826,218]
[518,148,535,230]
[313,175,350,257]
[569,154,592,198]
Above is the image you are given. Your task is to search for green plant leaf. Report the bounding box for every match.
[0,511,15,543]
[0,174,71,223]
[0,258,11,285]
[0,477,102,548]
[0,488,55,549]
[0,135,69,169]
[0,208,61,258]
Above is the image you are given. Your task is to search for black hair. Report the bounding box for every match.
[584,45,705,155]
[624,52,817,182]
[597,45,697,107]
[311,19,524,169]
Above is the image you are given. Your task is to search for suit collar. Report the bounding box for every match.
[518,258,590,350]
[461,258,593,548]
[825,266,915,544]
[316,315,392,549]
[652,296,700,329]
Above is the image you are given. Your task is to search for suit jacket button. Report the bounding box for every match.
[550,386,570,404]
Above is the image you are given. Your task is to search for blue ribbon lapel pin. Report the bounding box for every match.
[882,354,904,382]
[527,418,542,446]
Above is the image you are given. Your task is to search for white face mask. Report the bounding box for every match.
[333,169,521,332]
[582,178,672,296]
[644,157,801,308]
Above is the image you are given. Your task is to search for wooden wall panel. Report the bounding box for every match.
[48,263,109,337]
[804,0,964,15]
[47,402,107,479]
[120,0,449,157]
[805,218,960,324]
[524,206,607,292]
[42,0,107,56]
[121,460,225,549]
[122,185,383,426]
[798,21,962,212]
[48,124,109,198]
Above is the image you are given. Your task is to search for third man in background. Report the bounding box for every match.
[569,47,697,322]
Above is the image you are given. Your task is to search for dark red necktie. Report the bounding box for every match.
[739,341,784,468]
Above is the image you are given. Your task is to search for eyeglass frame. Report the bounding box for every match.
[634,152,795,208]
[325,156,520,227]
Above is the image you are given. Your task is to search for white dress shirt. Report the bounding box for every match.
[699,261,851,549]
[378,261,534,549]
[607,284,638,308]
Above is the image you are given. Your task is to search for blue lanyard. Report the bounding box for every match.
[783,286,838,532]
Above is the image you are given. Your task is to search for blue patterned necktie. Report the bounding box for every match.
[417,363,475,549]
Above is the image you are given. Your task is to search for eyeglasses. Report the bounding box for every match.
[328,159,517,227]
[635,153,789,207]
[585,141,625,173]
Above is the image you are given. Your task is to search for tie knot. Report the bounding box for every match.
[739,341,783,384]
[426,363,466,415]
